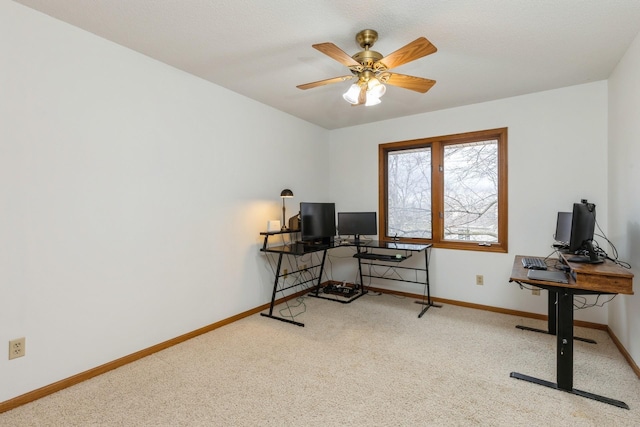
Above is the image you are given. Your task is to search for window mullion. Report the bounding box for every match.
[431,142,444,244]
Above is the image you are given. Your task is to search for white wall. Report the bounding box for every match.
[0,2,329,402]
[608,30,640,367]
[328,82,610,322]
[2,0,637,406]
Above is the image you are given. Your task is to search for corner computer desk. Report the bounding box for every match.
[259,230,437,327]
[509,254,634,409]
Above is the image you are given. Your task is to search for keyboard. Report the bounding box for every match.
[521,257,547,270]
[354,252,405,262]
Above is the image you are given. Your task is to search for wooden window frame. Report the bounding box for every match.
[378,127,508,253]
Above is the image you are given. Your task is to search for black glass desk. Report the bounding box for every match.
[350,240,439,318]
[260,232,437,326]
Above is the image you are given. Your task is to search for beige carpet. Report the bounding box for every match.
[2,292,639,426]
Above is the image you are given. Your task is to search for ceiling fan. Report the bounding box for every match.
[297,29,437,106]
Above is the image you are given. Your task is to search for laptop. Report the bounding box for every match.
[527,269,569,284]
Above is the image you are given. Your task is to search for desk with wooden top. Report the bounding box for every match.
[509,254,633,409]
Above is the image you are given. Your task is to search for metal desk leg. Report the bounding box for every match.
[317,249,328,288]
[260,253,305,327]
[556,289,573,390]
[416,247,441,318]
[548,290,557,335]
[515,288,596,344]
[356,247,365,292]
[309,249,367,304]
[516,291,556,335]
[266,253,283,318]
[511,288,628,409]
[309,250,328,298]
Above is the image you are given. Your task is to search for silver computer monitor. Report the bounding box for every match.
[554,211,572,246]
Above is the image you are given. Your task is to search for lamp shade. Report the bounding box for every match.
[280,189,294,198]
[342,84,361,105]
[365,94,382,106]
[367,78,386,98]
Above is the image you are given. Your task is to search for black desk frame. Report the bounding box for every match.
[259,232,436,326]
[259,230,329,327]
[510,257,629,409]
[515,290,596,344]
[353,243,440,318]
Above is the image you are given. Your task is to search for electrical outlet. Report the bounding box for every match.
[532,288,541,296]
[476,275,484,286]
[283,268,288,279]
[9,337,25,360]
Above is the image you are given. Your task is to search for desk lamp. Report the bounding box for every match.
[280,189,294,230]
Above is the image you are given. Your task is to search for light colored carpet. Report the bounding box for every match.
[2,293,639,426]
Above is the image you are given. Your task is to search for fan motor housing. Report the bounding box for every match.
[352,50,383,69]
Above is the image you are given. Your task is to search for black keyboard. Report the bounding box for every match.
[354,252,404,262]
[521,257,547,270]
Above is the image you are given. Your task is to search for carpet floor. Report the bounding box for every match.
[2,292,639,426]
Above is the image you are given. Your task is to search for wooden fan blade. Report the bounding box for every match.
[375,37,437,70]
[296,75,355,90]
[312,43,362,69]
[382,73,436,93]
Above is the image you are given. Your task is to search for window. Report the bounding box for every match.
[379,128,508,252]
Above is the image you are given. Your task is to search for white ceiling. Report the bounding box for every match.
[14,0,640,130]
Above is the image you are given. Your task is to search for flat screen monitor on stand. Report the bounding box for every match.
[553,211,572,250]
[567,200,603,264]
[300,202,336,246]
[337,212,377,244]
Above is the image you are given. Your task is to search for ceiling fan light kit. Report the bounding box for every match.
[298,29,437,107]
[342,72,386,106]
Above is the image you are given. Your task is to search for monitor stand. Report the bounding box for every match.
[567,255,604,264]
[567,241,603,264]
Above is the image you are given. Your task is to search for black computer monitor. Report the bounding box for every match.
[554,211,572,247]
[300,202,336,245]
[338,212,377,243]
[567,201,602,263]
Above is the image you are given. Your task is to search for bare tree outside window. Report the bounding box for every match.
[443,141,498,242]
[379,128,507,253]
[387,148,432,239]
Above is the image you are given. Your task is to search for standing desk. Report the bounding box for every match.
[260,231,436,326]
[509,254,634,409]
